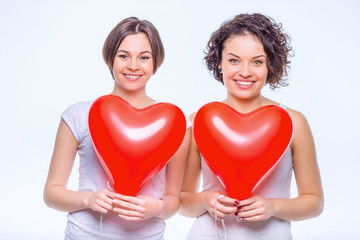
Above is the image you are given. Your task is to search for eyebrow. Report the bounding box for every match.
[226,53,266,58]
[117,50,152,55]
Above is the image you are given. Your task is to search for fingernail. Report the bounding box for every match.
[237,206,241,210]
[234,200,239,205]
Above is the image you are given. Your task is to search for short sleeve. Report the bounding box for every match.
[61,100,94,143]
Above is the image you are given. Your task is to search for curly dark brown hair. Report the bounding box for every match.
[204,13,292,89]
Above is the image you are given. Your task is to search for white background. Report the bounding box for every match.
[1,0,359,239]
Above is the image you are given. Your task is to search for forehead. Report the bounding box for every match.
[118,33,152,51]
[222,34,265,55]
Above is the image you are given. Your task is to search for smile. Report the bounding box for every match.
[235,80,254,86]
[124,74,142,80]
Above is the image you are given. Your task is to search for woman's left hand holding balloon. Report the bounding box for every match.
[235,195,275,221]
[112,194,164,221]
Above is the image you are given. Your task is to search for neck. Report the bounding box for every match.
[110,87,154,108]
[223,94,266,113]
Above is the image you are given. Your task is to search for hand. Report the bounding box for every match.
[88,188,116,214]
[112,194,163,221]
[202,191,238,220]
[236,195,274,221]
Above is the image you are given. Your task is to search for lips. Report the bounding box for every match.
[234,80,255,88]
[124,74,142,81]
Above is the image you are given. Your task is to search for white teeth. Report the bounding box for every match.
[236,80,253,86]
[125,75,140,79]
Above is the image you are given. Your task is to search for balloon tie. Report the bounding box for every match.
[107,180,114,191]
[214,195,227,240]
[99,213,104,240]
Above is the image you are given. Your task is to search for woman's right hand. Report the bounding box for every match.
[202,191,239,220]
[87,188,116,214]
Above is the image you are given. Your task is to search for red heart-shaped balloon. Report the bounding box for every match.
[194,102,293,200]
[88,95,186,196]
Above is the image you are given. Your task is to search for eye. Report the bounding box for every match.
[253,60,264,65]
[229,59,239,64]
[140,56,151,61]
[118,54,128,60]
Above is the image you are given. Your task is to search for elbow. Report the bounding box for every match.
[43,187,52,208]
[178,192,202,218]
[179,192,190,217]
[308,194,324,219]
[314,195,324,217]
[178,204,188,217]
[43,185,56,209]
[158,195,180,220]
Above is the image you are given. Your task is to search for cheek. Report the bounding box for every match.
[257,69,268,81]
[144,63,154,75]
[222,65,236,77]
[112,60,125,72]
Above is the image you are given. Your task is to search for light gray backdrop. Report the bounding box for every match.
[1,0,359,239]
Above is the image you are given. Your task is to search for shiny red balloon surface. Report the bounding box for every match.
[88,95,186,196]
[194,102,293,200]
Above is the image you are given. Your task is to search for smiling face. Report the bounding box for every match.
[220,34,268,101]
[112,33,154,93]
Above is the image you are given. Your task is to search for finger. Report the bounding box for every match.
[95,197,114,211]
[98,192,115,207]
[112,199,145,212]
[114,208,144,218]
[215,202,238,214]
[107,191,116,200]
[101,201,114,211]
[114,194,144,205]
[211,207,225,220]
[237,197,257,207]
[238,198,264,212]
[243,214,266,222]
[218,196,241,206]
[94,204,110,214]
[102,188,116,198]
[237,208,262,219]
[239,203,259,212]
[117,214,143,221]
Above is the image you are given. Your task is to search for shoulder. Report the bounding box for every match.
[61,99,95,142]
[285,107,314,150]
[62,99,95,121]
[263,98,309,127]
[285,107,310,129]
[63,99,95,115]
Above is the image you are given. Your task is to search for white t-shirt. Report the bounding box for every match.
[61,99,191,240]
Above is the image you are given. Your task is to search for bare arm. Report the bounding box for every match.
[237,110,324,221]
[271,110,324,220]
[158,128,191,219]
[180,113,238,219]
[179,122,206,217]
[43,120,115,214]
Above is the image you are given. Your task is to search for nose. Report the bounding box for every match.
[239,63,252,78]
[127,58,139,71]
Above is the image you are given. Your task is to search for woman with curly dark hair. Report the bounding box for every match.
[180,13,323,239]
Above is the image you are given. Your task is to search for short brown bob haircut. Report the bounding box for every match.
[205,13,292,89]
[103,17,165,78]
